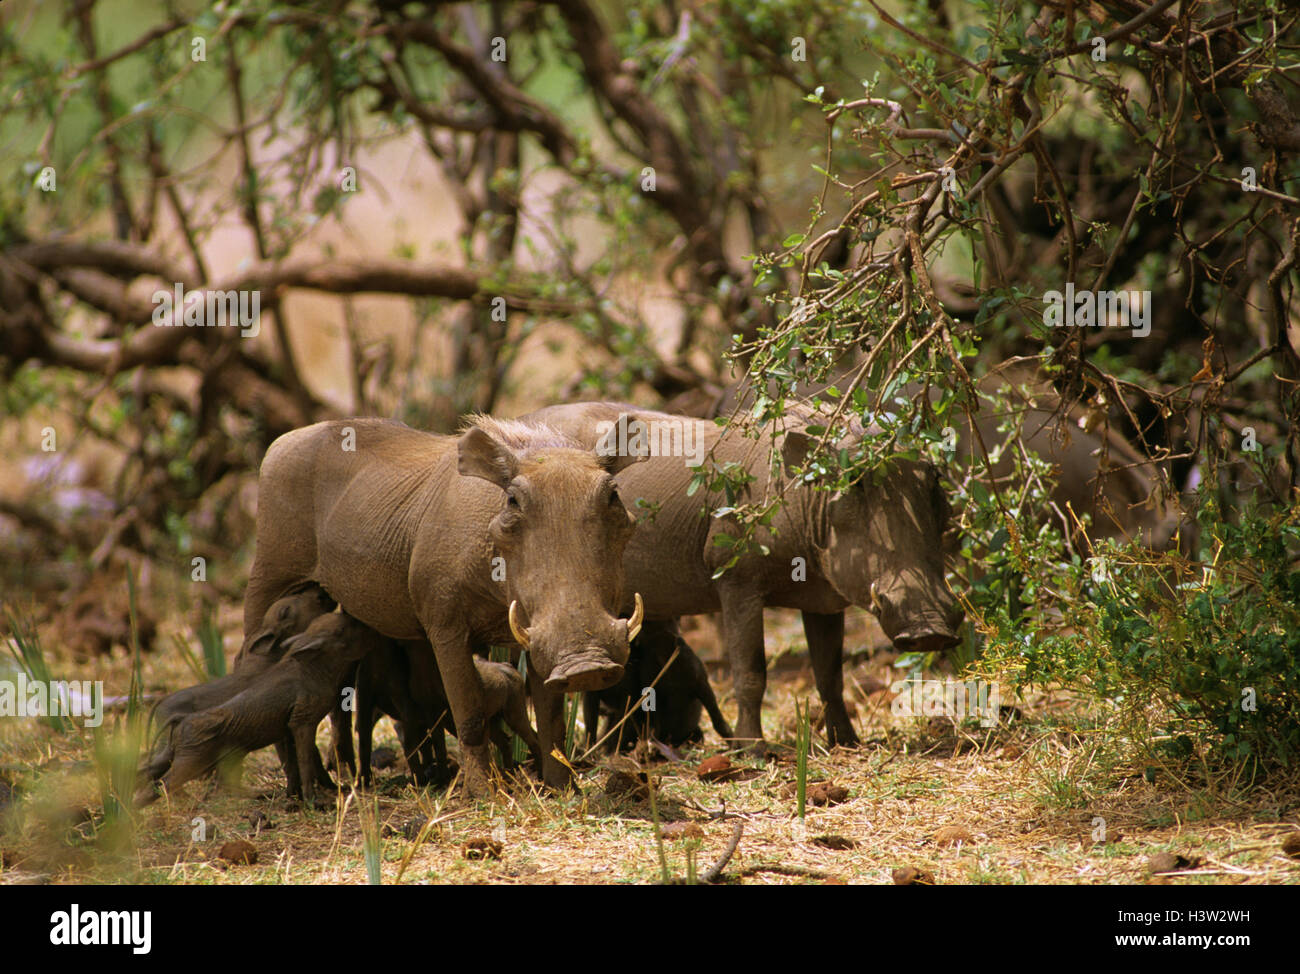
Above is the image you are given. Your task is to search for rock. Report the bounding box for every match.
[218,840,258,865]
[1147,851,1198,874]
[382,817,427,841]
[463,837,503,860]
[605,770,649,800]
[660,822,704,840]
[806,782,849,806]
[812,834,857,850]
[1282,832,1300,859]
[932,825,974,847]
[696,755,735,782]
[893,866,936,885]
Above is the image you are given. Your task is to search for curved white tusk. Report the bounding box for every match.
[627,592,645,642]
[508,600,531,649]
[869,581,882,615]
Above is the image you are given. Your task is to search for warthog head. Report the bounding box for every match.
[785,429,963,654]
[458,416,647,693]
[280,612,387,667]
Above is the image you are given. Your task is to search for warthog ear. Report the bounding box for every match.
[244,631,279,658]
[780,428,813,471]
[595,413,650,474]
[458,426,520,490]
[780,426,862,475]
[283,633,329,662]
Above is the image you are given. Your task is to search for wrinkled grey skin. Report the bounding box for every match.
[952,376,1185,552]
[521,403,962,748]
[695,367,1186,552]
[239,416,646,793]
[138,585,336,784]
[584,619,732,751]
[136,612,381,808]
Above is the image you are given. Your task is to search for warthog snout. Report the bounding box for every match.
[511,594,644,693]
[544,650,625,693]
[870,581,963,654]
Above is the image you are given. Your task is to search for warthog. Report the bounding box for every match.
[693,367,1185,551]
[583,619,732,751]
[521,403,963,747]
[138,584,336,784]
[137,612,381,808]
[240,416,647,793]
[951,374,1184,551]
[340,640,541,788]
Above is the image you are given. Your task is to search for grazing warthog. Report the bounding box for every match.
[951,375,1184,552]
[137,612,381,808]
[583,619,732,751]
[240,416,647,793]
[522,403,963,747]
[695,367,1185,552]
[138,585,336,784]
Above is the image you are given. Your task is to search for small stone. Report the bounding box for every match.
[218,840,258,865]
[696,755,735,782]
[463,837,503,860]
[605,770,649,800]
[1281,832,1300,859]
[1147,851,1198,874]
[806,782,849,806]
[893,866,936,885]
[812,834,857,850]
[932,825,974,847]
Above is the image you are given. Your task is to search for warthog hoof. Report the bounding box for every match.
[544,656,625,693]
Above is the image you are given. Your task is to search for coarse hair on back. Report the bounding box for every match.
[461,415,582,457]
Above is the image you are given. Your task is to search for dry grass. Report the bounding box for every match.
[3,605,1299,886]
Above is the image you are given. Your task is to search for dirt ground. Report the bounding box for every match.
[2,602,1298,886]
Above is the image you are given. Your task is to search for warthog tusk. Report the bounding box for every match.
[869,581,882,614]
[508,600,531,649]
[628,592,644,642]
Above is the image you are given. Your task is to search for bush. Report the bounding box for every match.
[981,499,1300,770]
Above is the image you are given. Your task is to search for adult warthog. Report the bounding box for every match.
[693,366,1186,552]
[240,416,647,793]
[521,403,963,747]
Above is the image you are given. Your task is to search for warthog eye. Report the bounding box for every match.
[609,487,621,507]
[506,490,521,509]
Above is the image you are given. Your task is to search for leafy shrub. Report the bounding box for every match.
[982,500,1300,770]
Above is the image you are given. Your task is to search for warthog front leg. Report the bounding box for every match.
[291,722,329,808]
[720,585,767,746]
[424,627,491,797]
[802,610,858,747]
[527,674,571,789]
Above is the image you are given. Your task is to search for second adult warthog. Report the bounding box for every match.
[241,416,647,793]
[523,403,963,748]
[583,619,732,751]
